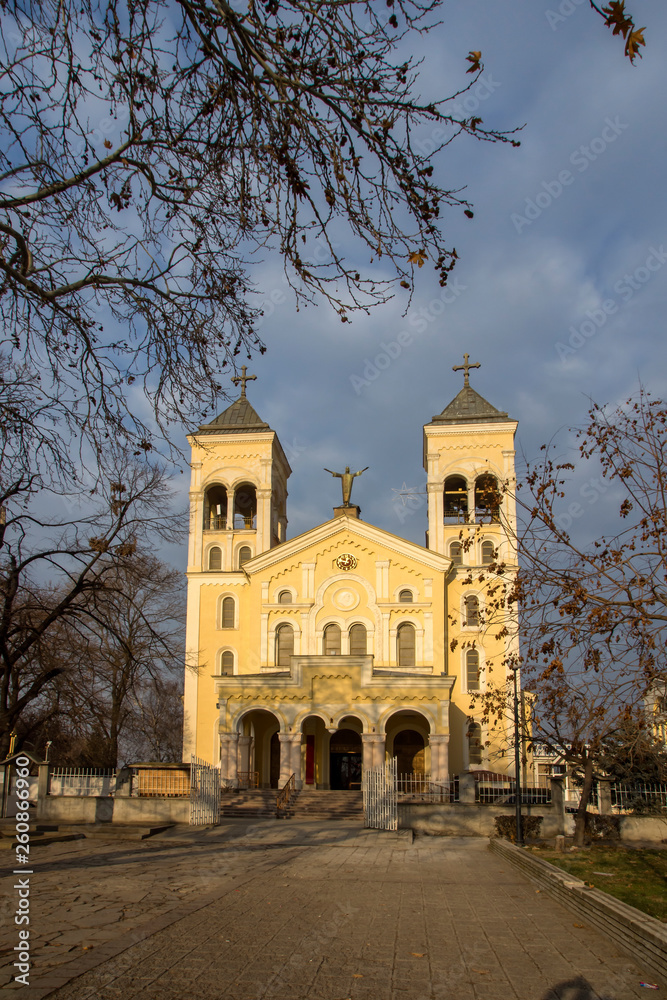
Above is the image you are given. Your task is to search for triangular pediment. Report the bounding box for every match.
[244,515,451,574]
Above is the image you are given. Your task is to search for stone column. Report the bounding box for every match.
[220,733,239,788]
[428,734,450,784]
[459,771,476,804]
[362,734,385,772]
[597,778,612,816]
[550,776,566,836]
[278,734,293,786]
[289,735,303,788]
[238,735,252,783]
[257,488,272,553]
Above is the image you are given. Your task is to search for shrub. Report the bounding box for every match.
[494,815,543,842]
[584,813,621,840]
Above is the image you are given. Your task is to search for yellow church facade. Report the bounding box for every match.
[182,361,519,791]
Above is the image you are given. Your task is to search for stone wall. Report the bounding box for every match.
[36,795,189,825]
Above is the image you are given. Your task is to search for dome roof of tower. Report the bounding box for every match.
[198,395,270,434]
[428,385,509,425]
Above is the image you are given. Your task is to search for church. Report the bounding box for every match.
[182,357,520,791]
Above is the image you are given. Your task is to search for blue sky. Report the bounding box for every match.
[166,0,667,557]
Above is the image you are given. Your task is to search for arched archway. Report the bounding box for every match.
[393,730,425,775]
[329,715,363,790]
[384,710,431,778]
[236,708,281,788]
[234,482,257,529]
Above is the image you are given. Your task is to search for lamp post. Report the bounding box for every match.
[511,666,523,846]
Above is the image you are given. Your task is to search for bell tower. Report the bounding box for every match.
[187,369,291,574]
[423,355,518,567]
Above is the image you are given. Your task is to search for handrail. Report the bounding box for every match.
[276,773,296,815]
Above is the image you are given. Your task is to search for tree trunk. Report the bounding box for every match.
[573,757,595,847]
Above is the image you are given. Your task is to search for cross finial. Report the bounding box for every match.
[452,353,481,388]
[231,365,257,398]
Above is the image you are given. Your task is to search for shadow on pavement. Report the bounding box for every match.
[542,975,614,1000]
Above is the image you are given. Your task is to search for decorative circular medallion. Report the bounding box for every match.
[335,553,357,571]
[333,587,359,611]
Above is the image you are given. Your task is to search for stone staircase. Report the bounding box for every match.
[220,789,279,818]
[219,788,364,821]
[287,789,363,822]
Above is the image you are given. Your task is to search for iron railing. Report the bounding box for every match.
[48,767,116,797]
[474,772,552,805]
[276,773,296,816]
[610,781,667,813]
[396,773,459,802]
[190,756,220,825]
[237,770,260,789]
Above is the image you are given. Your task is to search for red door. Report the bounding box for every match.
[305,735,315,784]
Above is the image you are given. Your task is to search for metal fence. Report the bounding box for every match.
[49,767,117,797]
[132,767,191,798]
[610,781,667,813]
[474,772,552,805]
[190,756,221,825]
[363,758,398,830]
[397,773,459,802]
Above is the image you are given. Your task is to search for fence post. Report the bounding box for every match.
[597,778,612,816]
[549,775,566,835]
[459,772,476,804]
[37,763,50,800]
[115,767,131,797]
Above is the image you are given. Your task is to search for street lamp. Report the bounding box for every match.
[511,665,523,846]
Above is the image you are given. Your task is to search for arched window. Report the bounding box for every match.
[481,540,495,565]
[475,475,500,523]
[397,622,416,667]
[349,623,367,655]
[399,589,413,603]
[444,476,468,523]
[466,649,480,691]
[275,624,294,668]
[221,596,235,629]
[468,722,483,765]
[323,623,341,655]
[465,595,479,627]
[208,546,222,571]
[278,590,293,604]
[204,484,227,530]
[449,541,462,567]
[238,546,252,568]
[220,651,234,675]
[234,483,257,529]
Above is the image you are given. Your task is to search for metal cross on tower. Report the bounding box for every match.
[231,366,257,397]
[452,353,481,387]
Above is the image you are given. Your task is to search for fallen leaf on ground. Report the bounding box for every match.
[573,923,585,928]
[411,952,426,957]
[471,968,490,975]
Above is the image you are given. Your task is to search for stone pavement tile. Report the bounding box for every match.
[6,832,663,1000]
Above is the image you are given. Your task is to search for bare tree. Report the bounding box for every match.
[0,0,524,472]
[0,453,180,758]
[461,390,666,844]
[123,677,185,764]
[62,554,184,767]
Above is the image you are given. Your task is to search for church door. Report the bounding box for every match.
[329,729,362,790]
[270,732,280,788]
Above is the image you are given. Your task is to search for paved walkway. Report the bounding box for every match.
[1,820,662,999]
